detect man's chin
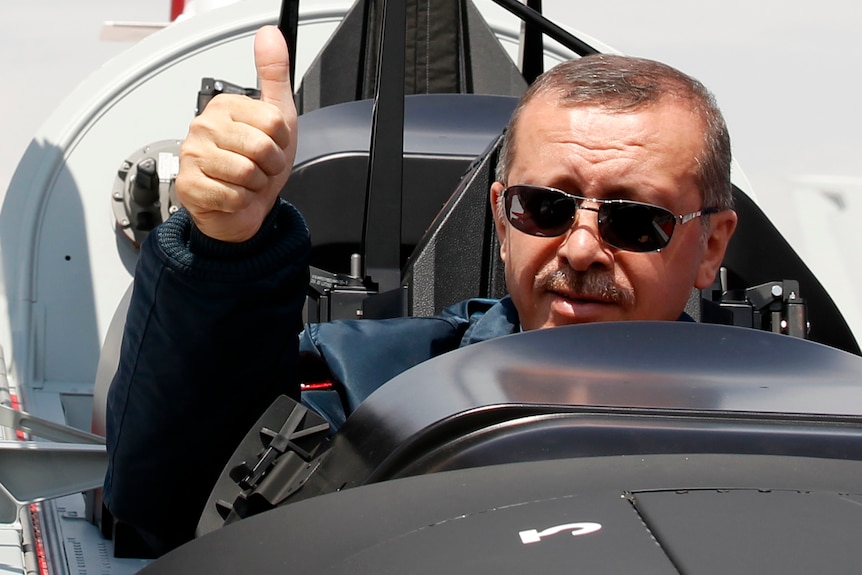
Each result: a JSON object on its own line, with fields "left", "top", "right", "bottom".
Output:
{"left": 527, "top": 296, "right": 625, "bottom": 329}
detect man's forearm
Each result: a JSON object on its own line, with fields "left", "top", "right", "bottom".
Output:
{"left": 103, "top": 198, "right": 310, "bottom": 553}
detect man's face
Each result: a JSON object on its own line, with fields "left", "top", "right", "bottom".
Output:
{"left": 491, "top": 96, "right": 737, "bottom": 331}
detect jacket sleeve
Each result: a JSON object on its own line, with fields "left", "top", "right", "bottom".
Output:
{"left": 103, "top": 199, "right": 310, "bottom": 555}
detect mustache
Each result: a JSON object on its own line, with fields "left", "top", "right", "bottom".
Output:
{"left": 537, "top": 267, "right": 635, "bottom": 307}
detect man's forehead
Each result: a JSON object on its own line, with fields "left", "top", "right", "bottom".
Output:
{"left": 508, "top": 97, "right": 707, "bottom": 202}
{"left": 514, "top": 95, "right": 707, "bottom": 158}
{"left": 521, "top": 91, "right": 699, "bottom": 122}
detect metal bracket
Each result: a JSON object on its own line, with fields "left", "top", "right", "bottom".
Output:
{"left": 0, "top": 442, "right": 107, "bottom": 523}
{"left": 0, "top": 404, "right": 107, "bottom": 522}
{"left": 0, "top": 404, "right": 105, "bottom": 445}
{"left": 197, "top": 395, "right": 330, "bottom": 536}
{"left": 720, "top": 279, "right": 809, "bottom": 338}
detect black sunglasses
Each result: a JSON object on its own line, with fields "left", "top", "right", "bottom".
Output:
{"left": 503, "top": 184, "right": 719, "bottom": 253}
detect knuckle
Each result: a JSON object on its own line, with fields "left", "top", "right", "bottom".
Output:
{"left": 257, "top": 103, "right": 284, "bottom": 132}
{"left": 234, "top": 157, "right": 261, "bottom": 186}
{"left": 246, "top": 138, "right": 285, "bottom": 177}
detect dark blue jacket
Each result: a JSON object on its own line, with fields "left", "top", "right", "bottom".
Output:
{"left": 103, "top": 200, "right": 519, "bottom": 553}
{"left": 299, "top": 295, "right": 520, "bottom": 429}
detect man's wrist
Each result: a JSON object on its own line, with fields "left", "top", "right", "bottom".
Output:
{"left": 188, "top": 203, "right": 283, "bottom": 260}
{"left": 153, "top": 198, "right": 310, "bottom": 281}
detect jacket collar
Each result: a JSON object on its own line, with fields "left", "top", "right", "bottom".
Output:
{"left": 460, "top": 296, "right": 521, "bottom": 347}
{"left": 459, "top": 296, "right": 695, "bottom": 348}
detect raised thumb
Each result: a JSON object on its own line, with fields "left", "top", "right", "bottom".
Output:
{"left": 254, "top": 25, "right": 294, "bottom": 111}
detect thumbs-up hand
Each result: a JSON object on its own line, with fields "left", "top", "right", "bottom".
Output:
{"left": 176, "top": 26, "right": 298, "bottom": 243}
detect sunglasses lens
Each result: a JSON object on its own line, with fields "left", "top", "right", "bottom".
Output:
{"left": 505, "top": 185, "right": 680, "bottom": 252}
{"left": 600, "top": 203, "right": 676, "bottom": 252}
{"left": 506, "top": 186, "right": 575, "bottom": 237}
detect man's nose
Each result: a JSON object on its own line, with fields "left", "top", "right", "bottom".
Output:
{"left": 555, "top": 207, "right": 614, "bottom": 271}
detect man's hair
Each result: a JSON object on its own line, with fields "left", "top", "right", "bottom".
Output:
{"left": 495, "top": 54, "right": 733, "bottom": 213}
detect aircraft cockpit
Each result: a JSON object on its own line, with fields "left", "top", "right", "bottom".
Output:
{"left": 2, "top": 0, "right": 862, "bottom": 573}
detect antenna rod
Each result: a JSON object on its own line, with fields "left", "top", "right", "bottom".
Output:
{"left": 492, "top": 0, "right": 599, "bottom": 57}
{"left": 360, "top": 0, "right": 406, "bottom": 292}
{"left": 277, "top": 0, "right": 300, "bottom": 91}
{"left": 519, "top": 0, "right": 544, "bottom": 83}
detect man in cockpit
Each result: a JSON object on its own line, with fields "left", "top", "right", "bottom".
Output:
{"left": 104, "top": 26, "right": 736, "bottom": 554}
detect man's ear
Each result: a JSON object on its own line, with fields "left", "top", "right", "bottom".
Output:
{"left": 490, "top": 181, "right": 509, "bottom": 263}
{"left": 694, "top": 209, "right": 738, "bottom": 289}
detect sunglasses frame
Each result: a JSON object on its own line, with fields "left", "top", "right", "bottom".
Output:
{"left": 502, "top": 184, "right": 719, "bottom": 252}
